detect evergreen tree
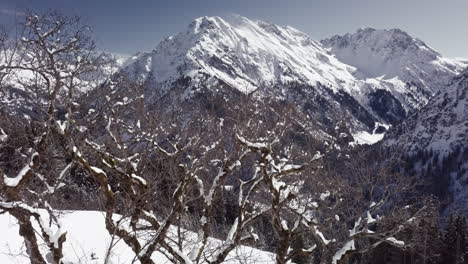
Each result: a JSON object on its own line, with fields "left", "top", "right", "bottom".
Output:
{"left": 441, "top": 215, "right": 468, "bottom": 264}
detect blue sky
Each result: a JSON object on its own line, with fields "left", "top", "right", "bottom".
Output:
{"left": 0, "top": 0, "right": 467, "bottom": 58}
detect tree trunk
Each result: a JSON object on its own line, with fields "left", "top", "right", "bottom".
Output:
{"left": 11, "top": 210, "right": 47, "bottom": 264}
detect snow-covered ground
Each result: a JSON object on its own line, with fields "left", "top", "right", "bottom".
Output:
{"left": 0, "top": 211, "right": 275, "bottom": 264}
{"left": 351, "top": 123, "right": 390, "bottom": 145}
{"left": 352, "top": 131, "right": 385, "bottom": 145}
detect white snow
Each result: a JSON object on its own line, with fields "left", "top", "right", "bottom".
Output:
{"left": 3, "top": 165, "right": 30, "bottom": 187}
{"left": 3, "top": 153, "right": 38, "bottom": 187}
{"left": 384, "top": 68, "right": 468, "bottom": 210}
{"left": 303, "top": 245, "right": 317, "bottom": 253}
{"left": 0, "top": 210, "right": 276, "bottom": 264}
{"left": 226, "top": 218, "right": 239, "bottom": 242}
{"left": 272, "top": 177, "right": 286, "bottom": 192}
{"left": 121, "top": 16, "right": 467, "bottom": 133}
{"left": 122, "top": 15, "right": 359, "bottom": 95}
{"left": 366, "top": 211, "right": 376, "bottom": 224}
{"left": 90, "top": 166, "right": 106, "bottom": 175}
{"left": 320, "top": 190, "right": 330, "bottom": 200}
{"left": 236, "top": 135, "right": 268, "bottom": 149}
{"left": 352, "top": 130, "right": 385, "bottom": 145}
{"left": 223, "top": 185, "right": 234, "bottom": 191}
{"left": 0, "top": 128, "right": 7, "bottom": 142}
{"left": 131, "top": 174, "right": 147, "bottom": 186}
{"left": 323, "top": 27, "right": 466, "bottom": 94}
{"left": 350, "top": 217, "right": 362, "bottom": 236}
{"left": 313, "top": 225, "right": 332, "bottom": 245}
{"left": 386, "top": 237, "right": 405, "bottom": 246}
{"left": 332, "top": 240, "right": 355, "bottom": 264}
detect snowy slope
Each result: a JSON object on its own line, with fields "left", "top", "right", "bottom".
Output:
{"left": 121, "top": 15, "right": 467, "bottom": 133}
{"left": 322, "top": 28, "right": 465, "bottom": 85}
{"left": 385, "top": 68, "right": 468, "bottom": 211}
{"left": 322, "top": 28, "right": 467, "bottom": 111}
{"left": 388, "top": 69, "right": 468, "bottom": 154}
{"left": 0, "top": 210, "right": 275, "bottom": 264}
{"left": 122, "top": 15, "right": 358, "bottom": 95}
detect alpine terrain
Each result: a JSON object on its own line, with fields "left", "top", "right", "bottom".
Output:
{"left": 1, "top": 10, "right": 467, "bottom": 264}
{"left": 385, "top": 68, "right": 468, "bottom": 212}
{"left": 121, "top": 15, "right": 466, "bottom": 137}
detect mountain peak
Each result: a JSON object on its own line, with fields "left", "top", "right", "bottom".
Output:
{"left": 322, "top": 27, "right": 439, "bottom": 60}
{"left": 187, "top": 15, "right": 309, "bottom": 43}
{"left": 189, "top": 16, "right": 226, "bottom": 33}
{"left": 321, "top": 27, "right": 465, "bottom": 87}
{"left": 356, "top": 27, "right": 410, "bottom": 36}
{"left": 123, "top": 15, "right": 356, "bottom": 95}
{"left": 120, "top": 16, "right": 466, "bottom": 132}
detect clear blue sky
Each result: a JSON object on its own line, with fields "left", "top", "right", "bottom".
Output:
{"left": 0, "top": 0, "right": 467, "bottom": 58}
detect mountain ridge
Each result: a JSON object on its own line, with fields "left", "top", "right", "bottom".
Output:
{"left": 120, "top": 15, "right": 467, "bottom": 134}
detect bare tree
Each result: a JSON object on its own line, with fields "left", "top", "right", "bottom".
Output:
{"left": 225, "top": 101, "right": 432, "bottom": 264}
{"left": 1, "top": 10, "right": 434, "bottom": 264}
{"left": 0, "top": 10, "right": 109, "bottom": 264}
{"left": 64, "top": 81, "right": 271, "bottom": 263}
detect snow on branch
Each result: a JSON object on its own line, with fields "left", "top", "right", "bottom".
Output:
{"left": 3, "top": 152, "right": 38, "bottom": 187}
{"left": 236, "top": 134, "right": 269, "bottom": 151}
{"left": 0, "top": 127, "right": 7, "bottom": 142}
{"left": 332, "top": 240, "right": 355, "bottom": 264}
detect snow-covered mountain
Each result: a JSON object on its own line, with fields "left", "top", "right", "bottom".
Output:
{"left": 322, "top": 28, "right": 466, "bottom": 91}
{"left": 121, "top": 15, "right": 467, "bottom": 133}
{"left": 322, "top": 28, "right": 466, "bottom": 111}
{"left": 123, "top": 15, "right": 357, "bottom": 95}
{"left": 385, "top": 68, "right": 468, "bottom": 211}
